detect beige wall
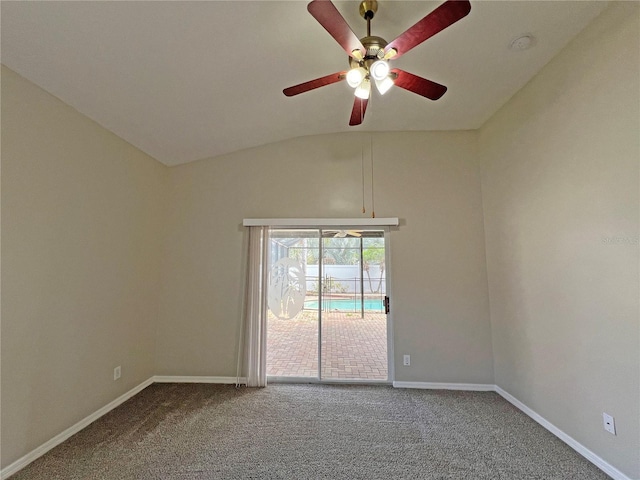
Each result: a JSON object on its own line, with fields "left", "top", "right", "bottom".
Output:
{"left": 1, "top": 66, "right": 167, "bottom": 468}
{"left": 478, "top": 3, "right": 639, "bottom": 478}
{"left": 4, "top": 2, "right": 638, "bottom": 477}
{"left": 156, "top": 131, "right": 495, "bottom": 385}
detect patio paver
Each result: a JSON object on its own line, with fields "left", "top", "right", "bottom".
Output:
{"left": 267, "top": 310, "right": 388, "bottom": 380}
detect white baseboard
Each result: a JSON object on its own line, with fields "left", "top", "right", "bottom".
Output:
{"left": 153, "top": 375, "right": 245, "bottom": 384}
{"left": 393, "top": 381, "right": 495, "bottom": 391}
{"left": 495, "top": 386, "right": 635, "bottom": 480}
{"left": 0, "top": 377, "right": 154, "bottom": 480}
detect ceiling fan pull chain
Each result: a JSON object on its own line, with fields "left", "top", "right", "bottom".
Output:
{"left": 362, "top": 141, "right": 366, "bottom": 214}
{"left": 370, "top": 135, "right": 375, "bottom": 218}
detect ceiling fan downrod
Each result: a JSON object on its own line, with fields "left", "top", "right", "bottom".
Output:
{"left": 359, "top": 0, "right": 378, "bottom": 37}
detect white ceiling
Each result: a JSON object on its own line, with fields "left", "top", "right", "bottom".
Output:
{"left": 1, "top": 1, "right": 608, "bottom": 166}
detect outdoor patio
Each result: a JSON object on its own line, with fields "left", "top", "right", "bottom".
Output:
{"left": 267, "top": 310, "right": 388, "bottom": 381}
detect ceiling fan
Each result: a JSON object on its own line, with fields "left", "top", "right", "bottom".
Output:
{"left": 324, "top": 229, "right": 362, "bottom": 238}
{"left": 283, "top": 0, "right": 471, "bottom": 126}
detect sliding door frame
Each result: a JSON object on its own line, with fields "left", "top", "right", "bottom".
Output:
{"left": 263, "top": 224, "right": 394, "bottom": 385}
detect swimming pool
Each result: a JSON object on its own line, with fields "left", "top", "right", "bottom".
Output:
{"left": 304, "top": 298, "right": 384, "bottom": 311}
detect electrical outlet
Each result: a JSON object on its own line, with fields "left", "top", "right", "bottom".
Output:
{"left": 113, "top": 366, "right": 121, "bottom": 381}
{"left": 403, "top": 354, "right": 411, "bottom": 366}
{"left": 603, "top": 413, "right": 616, "bottom": 435}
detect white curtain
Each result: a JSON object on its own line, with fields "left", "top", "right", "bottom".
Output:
{"left": 236, "top": 226, "right": 269, "bottom": 387}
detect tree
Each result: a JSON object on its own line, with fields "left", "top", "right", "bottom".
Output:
{"left": 362, "top": 239, "right": 385, "bottom": 293}
{"left": 322, "top": 237, "right": 360, "bottom": 265}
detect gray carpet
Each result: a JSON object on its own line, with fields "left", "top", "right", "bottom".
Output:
{"left": 10, "top": 383, "right": 610, "bottom": 479}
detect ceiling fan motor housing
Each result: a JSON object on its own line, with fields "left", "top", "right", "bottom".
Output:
{"left": 349, "top": 36, "right": 388, "bottom": 70}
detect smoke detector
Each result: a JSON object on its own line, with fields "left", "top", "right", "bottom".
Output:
{"left": 509, "top": 34, "right": 535, "bottom": 51}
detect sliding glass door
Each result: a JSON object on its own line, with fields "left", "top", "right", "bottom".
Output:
{"left": 266, "top": 229, "right": 319, "bottom": 379}
{"left": 320, "top": 231, "right": 387, "bottom": 381}
{"left": 266, "top": 228, "right": 389, "bottom": 382}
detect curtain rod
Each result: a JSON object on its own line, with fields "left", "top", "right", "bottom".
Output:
{"left": 242, "top": 218, "right": 399, "bottom": 227}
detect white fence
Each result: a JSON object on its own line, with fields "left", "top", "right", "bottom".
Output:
{"left": 305, "top": 265, "right": 385, "bottom": 294}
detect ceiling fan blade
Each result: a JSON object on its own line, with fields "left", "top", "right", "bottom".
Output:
{"left": 324, "top": 229, "right": 361, "bottom": 237}
{"left": 391, "top": 69, "right": 447, "bottom": 100}
{"left": 349, "top": 97, "right": 368, "bottom": 126}
{"left": 283, "top": 71, "right": 346, "bottom": 97}
{"left": 308, "top": 0, "right": 366, "bottom": 59}
{"left": 384, "top": 0, "right": 471, "bottom": 60}
{"left": 331, "top": 230, "right": 361, "bottom": 237}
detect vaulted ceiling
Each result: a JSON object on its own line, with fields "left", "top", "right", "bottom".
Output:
{"left": 1, "top": 1, "right": 608, "bottom": 166}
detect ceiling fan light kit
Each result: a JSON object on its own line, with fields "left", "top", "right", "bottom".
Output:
{"left": 375, "top": 76, "right": 394, "bottom": 95}
{"left": 283, "top": 0, "right": 472, "bottom": 125}
{"left": 355, "top": 78, "right": 372, "bottom": 99}
{"left": 370, "top": 60, "right": 390, "bottom": 82}
{"left": 347, "top": 67, "right": 367, "bottom": 88}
